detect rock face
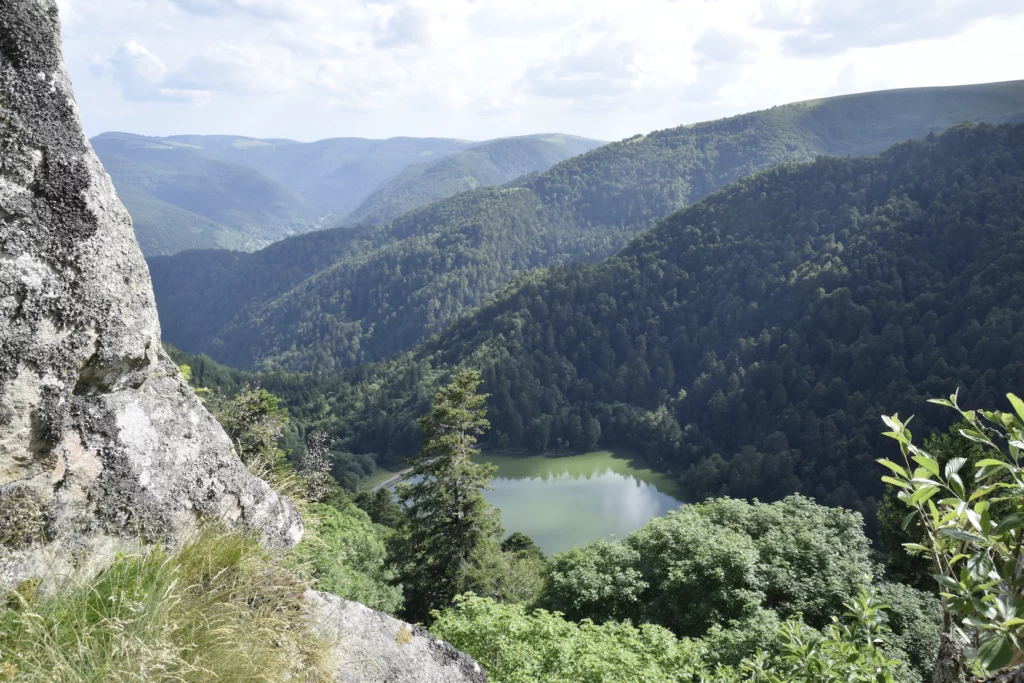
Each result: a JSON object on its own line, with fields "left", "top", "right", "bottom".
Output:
{"left": 0, "top": 0, "right": 301, "bottom": 583}
{"left": 305, "top": 590, "right": 488, "bottom": 683}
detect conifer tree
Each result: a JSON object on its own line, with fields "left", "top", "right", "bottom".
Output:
{"left": 393, "top": 369, "right": 502, "bottom": 623}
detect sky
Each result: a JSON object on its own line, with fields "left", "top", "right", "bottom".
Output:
{"left": 59, "top": 0, "right": 1024, "bottom": 143}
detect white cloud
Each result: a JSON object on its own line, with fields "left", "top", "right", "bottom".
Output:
{"left": 167, "top": 0, "right": 317, "bottom": 20}
{"left": 760, "top": 0, "right": 1024, "bottom": 56}
{"left": 693, "top": 28, "right": 757, "bottom": 67}
{"left": 525, "top": 34, "right": 649, "bottom": 100}
{"left": 97, "top": 40, "right": 298, "bottom": 102}
{"left": 373, "top": 1, "right": 434, "bottom": 48}
{"left": 167, "top": 47, "right": 300, "bottom": 95}
{"left": 94, "top": 40, "right": 202, "bottom": 102}
{"left": 59, "top": 0, "right": 1024, "bottom": 142}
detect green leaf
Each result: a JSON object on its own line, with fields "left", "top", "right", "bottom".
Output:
{"left": 910, "top": 485, "right": 940, "bottom": 506}
{"left": 881, "top": 415, "right": 902, "bottom": 432}
{"left": 877, "top": 459, "right": 909, "bottom": 479}
{"left": 983, "top": 411, "right": 1004, "bottom": 426}
{"left": 939, "top": 528, "right": 985, "bottom": 543}
{"left": 994, "top": 513, "right": 1024, "bottom": 535}
{"left": 977, "top": 633, "right": 1015, "bottom": 672}
{"left": 967, "top": 508, "right": 982, "bottom": 532}
{"left": 928, "top": 398, "right": 954, "bottom": 408}
{"left": 912, "top": 455, "right": 940, "bottom": 478}
{"left": 881, "top": 430, "right": 908, "bottom": 445}
{"left": 945, "top": 457, "right": 967, "bottom": 478}
{"left": 900, "top": 510, "right": 918, "bottom": 531}
{"left": 903, "top": 543, "right": 931, "bottom": 554}
{"left": 949, "top": 473, "right": 965, "bottom": 500}
{"left": 960, "top": 429, "right": 992, "bottom": 446}
{"left": 881, "top": 476, "right": 911, "bottom": 490}
{"left": 933, "top": 574, "right": 962, "bottom": 592}
{"left": 977, "top": 459, "right": 1008, "bottom": 468}
{"left": 1008, "top": 394, "right": 1024, "bottom": 424}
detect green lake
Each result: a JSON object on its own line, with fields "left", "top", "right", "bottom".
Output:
{"left": 476, "top": 450, "right": 684, "bottom": 555}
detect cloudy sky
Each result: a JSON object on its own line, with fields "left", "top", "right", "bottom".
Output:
{"left": 59, "top": 0, "right": 1024, "bottom": 143}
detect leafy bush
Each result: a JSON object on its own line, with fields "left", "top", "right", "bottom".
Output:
{"left": 880, "top": 391, "right": 1024, "bottom": 677}
{"left": 292, "top": 500, "right": 403, "bottom": 614}
{"left": 742, "top": 587, "right": 904, "bottom": 683}
{"left": 430, "top": 594, "right": 709, "bottom": 683}
{"left": 542, "top": 495, "right": 873, "bottom": 637}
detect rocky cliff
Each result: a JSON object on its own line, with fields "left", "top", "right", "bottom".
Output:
{"left": 0, "top": 5, "right": 487, "bottom": 681}
{"left": 0, "top": 0, "right": 301, "bottom": 584}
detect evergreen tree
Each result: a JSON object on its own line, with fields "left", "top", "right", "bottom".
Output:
{"left": 392, "top": 370, "right": 503, "bottom": 623}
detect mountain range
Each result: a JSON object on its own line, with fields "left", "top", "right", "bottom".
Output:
{"left": 175, "top": 121, "right": 1024, "bottom": 532}
{"left": 93, "top": 132, "right": 603, "bottom": 256}
{"left": 149, "top": 80, "right": 1024, "bottom": 375}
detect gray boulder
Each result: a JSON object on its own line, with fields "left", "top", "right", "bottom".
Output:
{"left": 305, "top": 590, "right": 488, "bottom": 683}
{"left": 0, "top": 0, "right": 301, "bottom": 585}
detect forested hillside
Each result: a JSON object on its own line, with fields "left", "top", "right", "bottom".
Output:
{"left": 92, "top": 133, "right": 311, "bottom": 255}
{"left": 421, "top": 122, "right": 1024, "bottom": 523}
{"left": 94, "top": 133, "right": 480, "bottom": 255}
{"left": 163, "top": 134, "right": 479, "bottom": 216}
{"left": 150, "top": 80, "right": 1024, "bottom": 372}
{"left": 99, "top": 132, "right": 599, "bottom": 256}
{"left": 176, "top": 124, "right": 1024, "bottom": 528}
{"left": 345, "top": 134, "right": 604, "bottom": 227}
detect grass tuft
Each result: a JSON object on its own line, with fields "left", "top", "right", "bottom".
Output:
{"left": 0, "top": 526, "right": 333, "bottom": 682}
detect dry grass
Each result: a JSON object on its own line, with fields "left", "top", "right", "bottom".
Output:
{"left": 0, "top": 527, "right": 333, "bottom": 682}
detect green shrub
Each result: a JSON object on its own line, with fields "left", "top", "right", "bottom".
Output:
{"left": 541, "top": 495, "right": 874, "bottom": 638}
{"left": 431, "top": 594, "right": 709, "bottom": 683}
{"left": 291, "top": 500, "right": 403, "bottom": 614}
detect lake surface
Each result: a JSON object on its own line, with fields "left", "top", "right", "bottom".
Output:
{"left": 477, "top": 450, "right": 684, "bottom": 555}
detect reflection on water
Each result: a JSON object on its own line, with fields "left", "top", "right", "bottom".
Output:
{"left": 477, "top": 450, "right": 683, "bottom": 555}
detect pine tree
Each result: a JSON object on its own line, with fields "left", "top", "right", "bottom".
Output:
{"left": 393, "top": 369, "right": 502, "bottom": 623}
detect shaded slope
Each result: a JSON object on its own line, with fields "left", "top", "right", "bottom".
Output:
{"left": 168, "top": 124, "right": 1024, "bottom": 528}
{"left": 152, "top": 80, "right": 1024, "bottom": 372}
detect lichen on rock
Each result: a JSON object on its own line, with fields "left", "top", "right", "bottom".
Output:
{"left": 0, "top": 0, "right": 301, "bottom": 585}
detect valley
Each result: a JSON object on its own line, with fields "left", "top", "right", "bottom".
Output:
{"left": 94, "top": 131, "right": 603, "bottom": 256}
{"left": 170, "top": 115, "right": 1024, "bottom": 536}
{"left": 5, "top": 3, "right": 1023, "bottom": 676}
{"left": 149, "top": 80, "right": 1024, "bottom": 375}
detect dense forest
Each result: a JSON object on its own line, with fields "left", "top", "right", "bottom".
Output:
{"left": 175, "top": 123, "right": 1024, "bottom": 532}
{"left": 422, "top": 123, "right": 1024, "bottom": 526}
{"left": 150, "top": 80, "right": 1024, "bottom": 373}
